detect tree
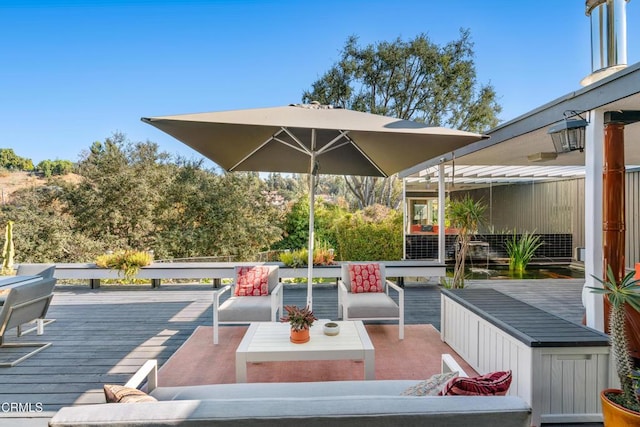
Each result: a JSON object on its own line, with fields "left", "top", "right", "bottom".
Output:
{"left": 153, "top": 161, "right": 282, "bottom": 260}
{"left": 447, "top": 195, "right": 487, "bottom": 288}
{"left": 36, "top": 159, "right": 74, "bottom": 177}
{"left": 303, "top": 31, "right": 500, "bottom": 208}
{"left": 0, "top": 186, "right": 105, "bottom": 262}
{"left": 0, "top": 148, "right": 34, "bottom": 171}
{"left": 67, "top": 133, "right": 173, "bottom": 251}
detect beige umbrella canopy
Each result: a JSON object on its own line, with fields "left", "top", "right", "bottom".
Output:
{"left": 142, "top": 103, "right": 488, "bottom": 308}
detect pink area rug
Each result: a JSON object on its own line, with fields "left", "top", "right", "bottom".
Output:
{"left": 158, "top": 324, "right": 477, "bottom": 386}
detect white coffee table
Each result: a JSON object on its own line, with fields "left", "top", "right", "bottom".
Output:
{"left": 235, "top": 320, "right": 375, "bottom": 383}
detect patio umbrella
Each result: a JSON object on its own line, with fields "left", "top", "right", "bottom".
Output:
{"left": 141, "top": 103, "right": 488, "bottom": 309}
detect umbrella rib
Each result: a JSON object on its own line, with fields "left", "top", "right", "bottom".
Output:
{"left": 315, "top": 131, "right": 350, "bottom": 155}
{"left": 319, "top": 140, "right": 351, "bottom": 154}
{"left": 281, "top": 127, "right": 312, "bottom": 155}
{"left": 273, "top": 136, "right": 311, "bottom": 156}
{"left": 229, "top": 128, "right": 311, "bottom": 171}
{"left": 229, "top": 133, "right": 281, "bottom": 171}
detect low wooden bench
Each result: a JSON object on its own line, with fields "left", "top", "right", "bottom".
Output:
{"left": 441, "top": 288, "right": 610, "bottom": 427}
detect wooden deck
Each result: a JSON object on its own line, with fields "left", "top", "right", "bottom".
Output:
{"left": 0, "top": 279, "right": 591, "bottom": 426}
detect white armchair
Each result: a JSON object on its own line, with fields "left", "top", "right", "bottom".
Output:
{"left": 212, "top": 265, "right": 283, "bottom": 344}
{"left": 338, "top": 263, "right": 404, "bottom": 339}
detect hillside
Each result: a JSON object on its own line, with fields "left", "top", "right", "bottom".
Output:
{"left": 0, "top": 171, "right": 81, "bottom": 203}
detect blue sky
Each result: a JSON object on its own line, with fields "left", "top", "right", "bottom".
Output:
{"left": 2, "top": 0, "right": 639, "bottom": 167}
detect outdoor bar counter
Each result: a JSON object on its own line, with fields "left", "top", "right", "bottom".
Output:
{"left": 440, "top": 288, "right": 610, "bottom": 427}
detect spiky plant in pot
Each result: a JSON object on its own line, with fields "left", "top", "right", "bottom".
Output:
{"left": 281, "top": 305, "right": 316, "bottom": 331}
{"left": 590, "top": 266, "right": 640, "bottom": 411}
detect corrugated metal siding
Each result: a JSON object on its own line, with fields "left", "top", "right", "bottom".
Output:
{"left": 456, "top": 172, "right": 640, "bottom": 269}
{"left": 627, "top": 170, "right": 640, "bottom": 270}
{"left": 461, "top": 179, "right": 583, "bottom": 247}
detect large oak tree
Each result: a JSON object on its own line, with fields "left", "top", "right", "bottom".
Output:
{"left": 303, "top": 30, "right": 501, "bottom": 208}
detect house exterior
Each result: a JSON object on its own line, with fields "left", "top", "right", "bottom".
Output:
{"left": 401, "top": 57, "right": 640, "bottom": 332}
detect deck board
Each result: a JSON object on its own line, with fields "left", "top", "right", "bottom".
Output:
{"left": 0, "top": 279, "right": 589, "bottom": 425}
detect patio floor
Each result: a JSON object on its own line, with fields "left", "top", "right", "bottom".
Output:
{"left": 0, "top": 278, "right": 595, "bottom": 426}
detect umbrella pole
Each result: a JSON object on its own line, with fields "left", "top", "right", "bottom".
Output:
{"left": 307, "top": 130, "right": 317, "bottom": 311}
{"left": 307, "top": 171, "right": 315, "bottom": 309}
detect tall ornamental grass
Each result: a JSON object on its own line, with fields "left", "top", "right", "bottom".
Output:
{"left": 505, "top": 230, "right": 543, "bottom": 274}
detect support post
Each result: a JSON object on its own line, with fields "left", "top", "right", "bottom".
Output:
{"left": 438, "top": 163, "right": 446, "bottom": 263}
{"left": 583, "top": 110, "right": 604, "bottom": 331}
{"left": 602, "top": 122, "right": 626, "bottom": 281}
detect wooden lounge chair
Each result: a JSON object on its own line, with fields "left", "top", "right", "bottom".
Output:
{"left": 212, "top": 265, "right": 283, "bottom": 344}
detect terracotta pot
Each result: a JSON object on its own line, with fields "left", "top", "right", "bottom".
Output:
{"left": 290, "top": 328, "right": 310, "bottom": 344}
{"left": 600, "top": 388, "right": 640, "bottom": 426}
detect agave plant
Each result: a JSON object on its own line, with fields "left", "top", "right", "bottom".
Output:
{"left": 589, "top": 266, "right": 640, "bottom": 410}
{"left": 505, "top": 230, "right": 543, "bottom": 274}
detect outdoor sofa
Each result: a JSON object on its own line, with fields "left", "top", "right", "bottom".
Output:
{"left": 49, "top": 357, "right": 532, "bottom": 427}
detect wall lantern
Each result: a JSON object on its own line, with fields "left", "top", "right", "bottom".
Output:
{"left": 548, "top": 111, "right": 589, "bottom": 153}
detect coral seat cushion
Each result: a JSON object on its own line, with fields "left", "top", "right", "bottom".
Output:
{"left": 348, "top": 263, "right": 383, "bottom": 293}
{"left": 234, "top": 266, "right": 270, "bottom": 296}
{"left": 440, "top": 370, "right": 512, "bottom": 396}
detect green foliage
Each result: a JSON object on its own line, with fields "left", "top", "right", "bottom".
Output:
{"left": 154, "top": 163, "right": 282, "bottom": 261}
{"left": 278, "top": 241, "right": 336, "bottom": 268}
{"left": 334, "top": 204, "right": 402, "bottom": 261}
{"left": 505, "top": 230, "right": 543, "bottom": 274}
{"left": 447, "top": 196, "right": 487, "bottom": 288}
{"left": 589, "top": 267, "right": 640, "bottom": 410}
{"left": 304, "top": 31, "right": 500, "bottom": 131}
{"left": 273, "top": 196, "right": 347, "bottom": 253}
{"left": 0, "top": 148, "right": 34, "bottom": 171}
{"left": 303, "top": 31, "right": 501, "bottom": 209}
{"left": 95, "top": 250, "right": 153, "bottom": 280}
{"left": 67, "top": 133, "right": 171, "bottom": 250}
{"left": 274, "top": 197, "right": 310, "bottom": 251}
{"left": 0, "top": 184, "right": 109, "bottom": 263}
{"left": 0, "top": 135, "right": 286, "bottom": 264}
{"left": 279, "top": 249, "right": 307, "bottom": 268}
{"left": 263, "top": 173, "right": 305, "bottom": 202}
{"left": 1, "top": 221, "right": 15, "bottom": 274}
{"left": 280, "top": 305, "right": 316, "bottom": 331}
{"left": 36, "top": 159, "right": 74, "bottom": 177}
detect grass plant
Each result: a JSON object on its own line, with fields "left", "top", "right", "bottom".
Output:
{"left": 95, "top": 250, "right": 153, "bottom": 281}
{"left": 505, "top": 230, "right": 543, "bottom": 274}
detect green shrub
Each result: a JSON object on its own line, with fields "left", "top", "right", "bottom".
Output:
{"left": 273, "top": 197, "right": 346, "bottom": 253}
{"left": 334, "top": 205, "right": 402, "bottom": 261}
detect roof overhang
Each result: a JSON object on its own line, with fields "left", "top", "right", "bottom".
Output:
{"left": 401, "top": 61, "right": 640, "bottom": 184}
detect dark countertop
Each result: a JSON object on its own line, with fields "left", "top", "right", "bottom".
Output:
{"left": 441, "top": 288, "right": 610, "bottom": 348}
